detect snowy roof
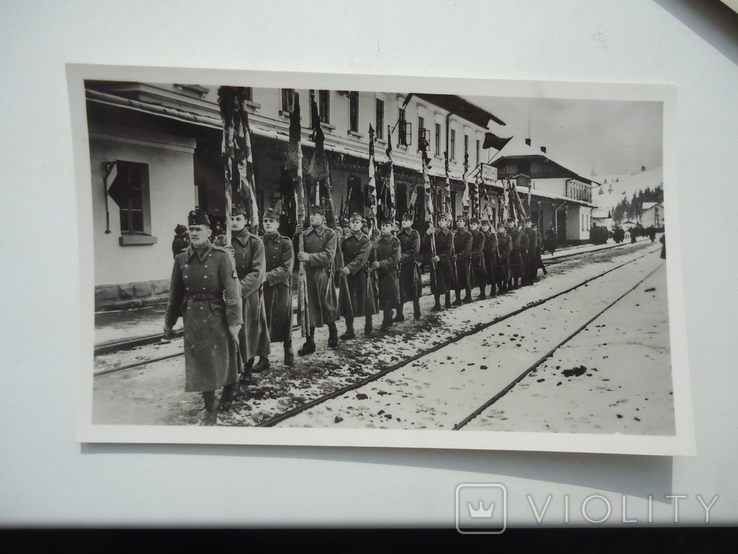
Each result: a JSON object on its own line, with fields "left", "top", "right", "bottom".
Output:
{"left": 641, "top": 202, "right": 662, "bottom": 212}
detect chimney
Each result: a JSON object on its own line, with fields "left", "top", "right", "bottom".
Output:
{"left": 525, "top": 138, "right": 531, "bottom": 146}
{"left": 540, "top": 146, "right": 547, "bottom": 154}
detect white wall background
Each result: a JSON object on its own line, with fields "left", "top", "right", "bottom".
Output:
{"left": 1, "top": 0, "right": 737, "bottom": 527}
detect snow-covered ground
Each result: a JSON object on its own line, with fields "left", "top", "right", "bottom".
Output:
{"left": 277, "top": 251, "right": 670, "bottom": 433}
{"left": 91, "top": 240, "right": 665, "bottom": 427}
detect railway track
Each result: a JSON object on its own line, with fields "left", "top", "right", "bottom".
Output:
{"left": 258, "top": 245, "right": 660, "bottom": 427}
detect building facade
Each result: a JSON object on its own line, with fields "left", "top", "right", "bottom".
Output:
{"left": 86, "top": 82, "right": 595, "bottom": 309}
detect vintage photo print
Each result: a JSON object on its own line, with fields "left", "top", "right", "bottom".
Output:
{"left": 69, "top": 65, "right": 694, "bottom": 455}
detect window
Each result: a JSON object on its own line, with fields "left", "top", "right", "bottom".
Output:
{"left": 281, "top": 89, "right": 295, "bottom": 113}
{"left": 106, "top": 161, "right": 153, "bottom": 242}
{"left": 417, "top": 116, "right": 425, "bottom": 151}
{"left": 398, "top": 108, "right": 407, "bottom": 146}
{"left": 450, "top": 129, "right": 456, "bottom": 161}
{"left": 435, "top": 123, "right": 441, "bottom": 155}
{"left": 244, "top": 87, "right": 253, "bottom": 102}
{"left": 319, "top": 90, "right": 330, "bottom": 124}
{"left": 349, "top": 91, "right": 359, "bottom": 132}
{"left": 464, "top": 135, "right": 469, "bottom": 166}
{"left": 375, "top": 99, "right": 384, "bottom": 139}
{"left": 476, "top": 139, "right": 480, "bottom": 166}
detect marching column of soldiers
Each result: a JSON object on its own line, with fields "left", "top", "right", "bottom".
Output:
{"left": 166, "top": 203, "right": 549, "bottom": 426}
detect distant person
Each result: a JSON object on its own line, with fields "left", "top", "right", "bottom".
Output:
{"left": 172, "top": 224, "right": 189, "bottom": 258}
{"left": 660, "top": 234, "right": 666, "bottom": 259}
{"left": 649, "top": 226, "right": 657, "bottom": 242}
{"left": 544, "top": 226, "right": 557, "bottom": 256}
{"left": 630, "top": 227, "right": 638, "bottom": 243}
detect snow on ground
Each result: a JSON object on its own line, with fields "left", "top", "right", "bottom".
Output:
{"left": 91, "top": 240, "right": 661, "bottom": 426}
{"left": 466, "top": 263, "right": 673, "bottom": 435}
{"left": 277, "top": 250, "right": 666, "bottom": 430}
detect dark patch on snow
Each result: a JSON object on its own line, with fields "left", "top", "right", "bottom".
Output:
{"left": 616, "top": 414, "right": 623, "bottom": 418}
{"left": 356, "top": 393, "right": 368, "bottom": 400}
{"left": 644, "top": 287, "right": 655, "bottom": 292}
{"left": 377, "top": 391, "right": 389, "bottom": 396}
{"left": 480, "top": 365, "right": 488, "bottom": 370}
{"left": 562, "top": 366, "right": 587, "bottom": 377}
{"left": 334, "top": 416, "right": 343, "bottom": 424}
{"left": 536, "top": 379, "right": 545, "bottom": 383}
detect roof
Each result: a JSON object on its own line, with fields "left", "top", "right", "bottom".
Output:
{"left": 642, "top": 202, "right": 662, "bottom": 211}
{"left": 415, "top": 94, "right": 506, "bottom": 128}
{"left": 490, "top": 139, "right": 602, "bottom": 187}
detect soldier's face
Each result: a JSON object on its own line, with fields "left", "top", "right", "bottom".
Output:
{"left": 456, "top": 219, "right": 465, "bottom": 229}
{"left": 263, "top": 218, "right": 279, "bottom": 234}
{"left": 470, "top": 222, "right": 479, "bottom": 231}
{"left": 381, "top": 223, "right": 392, "bottom": 235}
{"left": 481, "top": 224, "right": 489, "bottom": 232}
{"left": 401, "top": 219, "right": 412, "bottom": 229}
{"left": 231, "top": 214, "right": 247, "bottom": 232}
{"left": 438, "top": 218, "right": 448, "bottom": 229}
{"left": 309, "top": 213, "right": 324, "bottom": 226}
{"left": 188, "top": 225, "right": 211, "bottom": 247}
{"left": 349, "top": 219, "right": 363, "bottom": 232}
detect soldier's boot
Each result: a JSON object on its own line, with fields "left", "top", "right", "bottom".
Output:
{"left": 431, "top": 295, "right": 442, "bottom": 312}
{"left": 200, "top": 391, "right": 218, "bottom": 426}
{"left": 463, "top": 286, "right": 472, "bottom": 303}
{"left": 380, "top": 310, "right": 393, "bottom": 332}
{"left": 252, "top": 356, "right": 270, "bottom": 373}
{"left": 413, "top": 300, "right": 422, "bottom": 320}
{"left": 284, "top": 341, "right": 295, "bottom": 366}
{"left": 445, "top": 293, "right": 452, "bottom": 309}
{"left": 239, "top": 359, "right": 254, "bottom": 386}
{"left": 452, "top": 289, "right": 463, "bottom": 306}
{"left": 364, "top": 314, "right": 373, "bottom": 336}
{"left": 219, "top": 383, "right": 238, "bottom": 412}
{"left": 340, "top": 318, "right": 356, "bottom": 340}
{"left": 479, "top": 286, "right": 487, "bottom": 301}
{"left": 394, "top": 306, "right": 405, "bottom": 323}
{"left": 298, "top": 328, "right": 316, "bottom": 356}
{"left": 327, "top": 323, "right": 339, "bottom": 348}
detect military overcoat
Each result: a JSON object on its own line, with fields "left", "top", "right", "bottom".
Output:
{"left": 423, "top": 228, "right": 454, "bottom": 296}
{"left": 397, "top": 227, "right": 422, "bottom": 302}
{"left": 469, "top": 228, "right": 486, "bottom": 288}
{"left": 302, "top": 224, "right": 339, "bottom": 327}
{"left": 339, "top": 230, "right": 376, "bottom": 319}
{"left": 232, "top": 228, "right": 271, "bottom": 360}
{"left": 165, "top": 243, "right": 242, "bottom": 392}
{"left": 453, "top": 228, "right": 473, "bottom": 289}
{"left": 375, "top": 234, "right": 401, "bottom": 310}
{"left": 262, "top": 231, "right": 294, "bottom": 343}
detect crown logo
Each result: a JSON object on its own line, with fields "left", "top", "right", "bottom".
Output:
{"left": 467, "top": 501, "right": 494, "bottom": 518}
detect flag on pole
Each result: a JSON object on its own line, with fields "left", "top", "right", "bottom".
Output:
{"left": 385, "top": 130, "right": 396, "bottom": 221}
{"left": 422, "top": 149, "right": 434, "bottom": 225}
{"left": 234, "top": 88, "right": 259, "bottom": 230}
{"left": 482, "top": 131, "right": 513, "bottom": 151}
{"left": 367, "top": 124, "right": 377, "bottom": 220}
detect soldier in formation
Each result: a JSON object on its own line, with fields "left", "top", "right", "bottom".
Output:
{"left": 339, "top": 213, "right": 376, "bottom": 339}
{"left": 396, "top": 213, "right": 422, "bottom": 321}
{"left": 469, "top": 218, "right": 487, "bottom": 300}
{"left": 452, "top": 214, "right": 473, "bottom": 305}
{"left": 424, "top": 212, "right": 455, "bottom": 312}
{"left": 164, "top": 209, "right": 242, "bottom": 425}
{"left": 297, "top": 205, "right": 339, "bottom": 355}
{"left": 373, "top": 218, "right": 401, "bottom": 331}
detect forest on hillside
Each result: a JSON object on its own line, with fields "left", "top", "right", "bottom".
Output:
{"left": 610, "top": 185, "right": 664, "bottom": 223}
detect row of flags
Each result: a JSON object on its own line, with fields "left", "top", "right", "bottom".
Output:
{"left": 218, "top": 86, "right": 520, "bottom": 230}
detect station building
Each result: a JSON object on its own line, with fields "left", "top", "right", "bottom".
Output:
{"left": 85, "top": 82, "right": 596, "bottom": 309}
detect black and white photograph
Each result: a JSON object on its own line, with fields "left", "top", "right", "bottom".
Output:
{"left": 71, "top": 66, "right": 692, "bottom": 455}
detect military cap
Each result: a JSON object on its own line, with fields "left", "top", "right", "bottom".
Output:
{"left": 437, "top": 212, "right": 449, "bottom": 221}
{"left": 349, "top": 212, "right": 364, "bottom": 222}
{"left": 188, "top": 208, "right": 210, "bottom": 227}
{"left": 310, "top": 205, "right": 325, "bottom": 216}
{"left": 401, "top": 212, "right": 413, "bottom": 221}
{"left": 340, "top": 217, "right": 350, "bottom": 227}
{"left": 470, "top": 217, "right": 479, "bottom": 224}
{"left": 232, "top": 204, "right": 248, "bottom": 217}
{"left": 263, "top": 208, "right": 280, "bottom": 221}
{"left": 379, "top": 217, "right": 393, "bottom": 226}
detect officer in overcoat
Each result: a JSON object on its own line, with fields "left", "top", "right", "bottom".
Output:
{"left": 164, "top": 209, "right": 242, "bottom": 426}
{"left": 469, "top": 218, "right": 487, "bottom": 300}
{"left": 297, "top": 205, "right": 339, "bottom": 355}
{"left": 231, "top": 205, "right": 271, "bottom": 377}
{"left": 373, "top": 218, "right": 401, "bottom": 331}
{"left": 261, "top": 208, "right": 294, "bottom": 366}
{"left": 481, "top": 220, "right": 498, "bottom": 297}
{"left": 396, "top": 213, "right": 422, "bottom": 321}
{"left": 339, "top": 213, "right": 375, "bottom": 339}
{"left": 453, "top": 215, "right": 473, "bottom": 305}
{"left": 523, "top": 219, "right": 538, "bottom": 285}
{"left": 507, "top": 220, "right": 524, "bottom": 289}
{"left": 423, "top": 212, "right": 454, "bottom": 311}
{"left": 496, "top": 223, "right": 512, "bottom": 293}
